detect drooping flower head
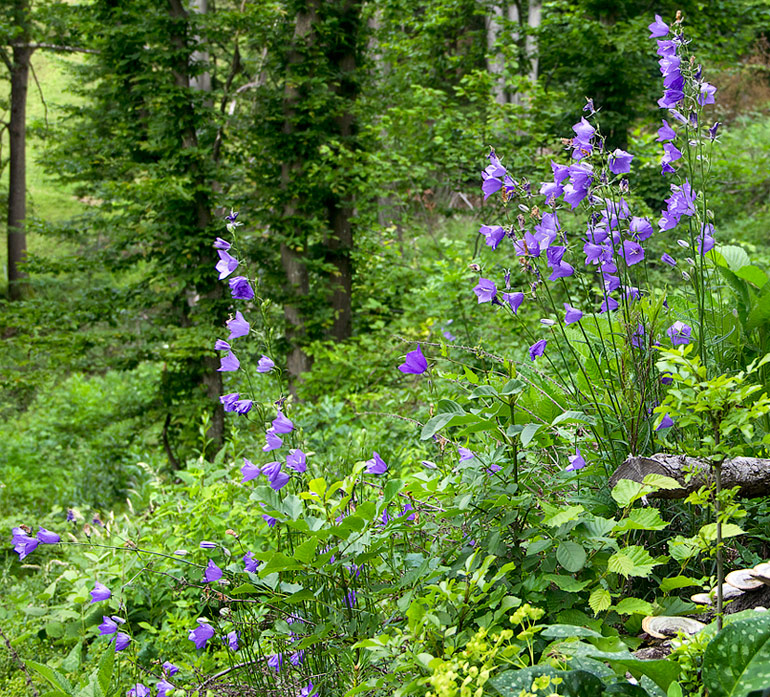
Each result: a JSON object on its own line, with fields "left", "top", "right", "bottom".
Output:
{"left": 272, "top": 410, "right": 294, "bottom": 434}
{"left": 563, "top": 303, "right": 583, "bottom": 325}
{"left": 528, "top": 339, "right": 547, "bottom": 361}
{"left": 399, "top": 345, "right": 428, "bottom": 374}
{"left": 189, "top": 619, "right": 215, "bottom": 649}
{"left": 286, "top": 449, "right": 307, "bottom": 473}
{"left": 262, "top": 429, "right": 283, "bottom": 452}
{"left": 226, "top": 311, "right": 250, "bottom": 340}
{"left": 666, "top": 321, "right": 692, "bottom": 346}
{"left": 36, "top": 527, "right": 60, "bottom": 545}
{"left": 608, "top": 149, "right": 634, "bottom": 175}
{"left": 216, "top": 249, "right": 239, "bottom": 280}
{"left": 473, "top": 278, "right": 497, "bottom": 304}
{"left": 114, "top": 632, "right": 131, "bottom": 652}
{"left": 243, "top": 551, "right": 260, "bottom": 573}
{"left": 566, "top": 448, "right": 586, "bottom": 472}
{"left": 90, "top": 582, "right": 111, "bottom": 603}
{"left": 127, "top": 684, "right": 150, "bottom": 697}
{"left": 203, "top": 559, "right": 223, "bottom": 583}
{"left": 257, "top": 355, "right": 275, "bottom": 373}
{"left": 648, "top": 14, "right": 669, "bottom": 38}
{"left": 656, "top": 413, "right": 675, "bottom": 431}
{"left": 218, "top": 352, "right": 240, "bottom": 372}
{"left": 365, "top": 452, "right": 388, "bottom": 475}
{"left": 228, "top": 276, "right": 254, "bottom": 300}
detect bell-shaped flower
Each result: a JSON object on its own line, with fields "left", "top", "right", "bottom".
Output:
{"left": 90, "top": 582, "right": 111, "bottom": 603}
{"left": 648, "top": 14, "right": 669, "bottom": 38}
{"left": 473, "top": 278, "right": 497, "bottom": 304}
{"left": 257, "top": 355, "right": 275, "bottom": 373}
{"left": 528, "top": 339, "right": 547, "bottom": 361}
{"left": 189, "top": 619, "right": 215, "bottom": 650}
{"left": 226, "top": 311, "right": 250, "bottom": 340}
{"left": 218, "top": 352, "right": 240, "bottom": 372}
{"left": 203, "top": 559, "right": 223, "bottom": 583}
{"left": 228, "top": 276, "right": 254, "bottom": 300}
{"left": 262, "top": 429, "right": 283, "bottom": 452}
{"left": 272, "top": 410, "right": 294, "bottom": 434}
{"left": 365, "top": 452, "right": 388, "bottom": 475}
{"left": 399, "top": 346, "right": 428, "bottom": 374}
{"left": 286, "top": 449, "right": 307, "bottom": 473}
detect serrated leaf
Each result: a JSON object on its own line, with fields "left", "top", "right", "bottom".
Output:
{"left": 611, "top": 479, "right": 647, "bottom": 507}
{"left": 615, "top": 598, "right": 654, "bottom": 615}
{"left": 608, "top": 546, "right": 660, "bottom": 578}
{"left": 718, "top": 245, "right": 751, "bottom": 272}
{"left": 97, "top": 648, "right": 113, "bottom": 696}
{"left": 699, "top": 523, "right": 744, "bottom": 542}
{"left": 293, "top": 538, "right": 319, "bottom": 564}
{"left": 542, "top": 504, "right": 584, "bottom": 528}
{"left": 660, "top": 575, "right": 702, "bottom": 592}
{"left": 613, "top": 508, "right": 669, "bottom": 533}
{"left": 702, "top": 614, "right": 770, "bottom": 697}
{"left": 589, "top": 588, "right": 612, "bottom": 615}
{"left": 27, "top": 662, "right": 74, "bottom": 696}
{"left": 642, "top": 474, "right": 683, "bottom": 491}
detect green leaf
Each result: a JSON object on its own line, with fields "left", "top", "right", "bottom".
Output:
{"left": 97, "top": 648, "right": 114, "bottom": 697}
{"left": 608, "top": 546, "right": 660, "bottom": 578}
{"left": 501, "top": 379, "right": 525, "bottom": 395}
{"left": 520, "top": 423, "right": 541, "bottom": 447}
{"left": 469, "top": 384, "right": 498, "bottom": 398}
{"left": 293, "top": 538, "right": 319, "bottom": 564}
{"left": 718, "top": 245, "right": 751, "bottom": 272}
{"left": 642, "top": 474, "right": 683, "bottom": 491}
{"left": 611, "top": 479, "right": 647, "bottom": 507}
{"left": 490, "top": 667, "right": 604, "bottom": 697}
{"left": 437, "top": 399, "right": 465, "bottom": 415}
{"left": 735, "top": 264, "right": 768, "bottom": 288}
{"left": 699, "top": 523, "right": 744, "bottom": 542}
{"left": 615, "top": 598, "right": 654, "bottom": 615}
{"left": 557, "top": 541, "right": 587, "bottom": 573}
{"left": 540, "top": 624, "right": 603, "bottom": 639}
{"left": 702, "top": 614, "right": 770, "bottom": 697}
{"left": 552, "top": 410, "right": 594, "bottom": 426}
{"left": 542, "top": 504, "right": 584, "bottom": 528}
{"left": 589, "top": 588, "right": 611, "bottom": 615}
{"left": 746, "top": 284, "right": 770, "bottom": 332}
{"left": 660, "top": 575, "right": 702, "bottom": 592}
{"left": 613, "top": 508, "right": 668, "bottom": 533}
{"left": 27, "top": 662, "right": 74, "bottom": 696}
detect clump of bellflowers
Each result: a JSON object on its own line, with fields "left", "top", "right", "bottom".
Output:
{"left": 471, "top": 13, "right": 723, "bottom": 467}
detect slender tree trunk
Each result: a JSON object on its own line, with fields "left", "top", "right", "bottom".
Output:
{"left": 526, "top": 0, "right": 542, "bottom": 83}
{"left": 168, "top": 0, "right": 224, "bottom": 450}
{"left": 7, "top": 39, "right": 32, "bottom": 301}
{"left": 486, "top": 2, "right": 506, "bottom": 105}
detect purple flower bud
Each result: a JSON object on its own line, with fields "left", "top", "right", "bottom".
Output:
{"left": 99, "top": 616, "right": 119, "bottom": 635}
{"left": 228, "top": 276, "right": 254, "bottom": 300}
{"left": 661, "top": 253, "right": 677, "bottom": 267}
{"left": 528, "top": 339, "right": 547, "bottom": 361}
{"left": 199, "top": 541, "right": 217, "bottom": 549}
{"left": 226, "top": 630, "right": 239, "bottom": 651}
{"left": 257, "top": 355, "right": 275, "bottom": 373}
{"left": 708, "top": 121, "right": 721, "bottom": 140}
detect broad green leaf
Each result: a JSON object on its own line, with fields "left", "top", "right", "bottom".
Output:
{"left": 469, "top": 384, "right": 498, "bottom": 398}
{"left": 702, "top": 614, "right": 770, "bottom": 697}
{"left": 660, "top": 575, "right": 702, "bottom": 592}
{"left": 552, "top": 410, "right": 594, "bottom": 426}
{"left": 589, "top": 588, "right": 611, "bottom": 615}
{"left": 746, "top": 284, "right": 770, "bottom": 332}
{"left": 436, "top": 399, "right": 465, "bottom": 414}
{"left": 611, "top": 479, "right": 647, "bottom": 507}
{"left": 642, "top": 474, "right": 683, "bottom": 491}
{"left": 615, "top": 598, "right": 654, "bottom": 615}
{"left": 557, "top": 541, "right": 587, "bottom": 573}
{"left": 735, "top": 264, "right": 768, "bottom": 288}
{"left": 613, "top": 508, "right": 669, "bottom": 533}
{"left": 501, "top": 378, "right": 525, "bottom": 395}
{"left": 97, "top": 649, "right": 114, "bottom": 697}
{"left": 540, "top": 624, "right": 603, "bottom": 639}
{"left": 699, "top": 523, "right": 744, "bottom": 542}
{"left": 520, "top": 423, "right": 541, "bottom": 447}
{"left": 293, "top": 538, "right": 319, "bottom": 564}
{"left": 608, "top": 546, "right": 659, "bottom": 578}
{"left": 542, "top": 504, "right": 584, "bottom": 528}
{"left": 718, "top": 245, "right": 751, "bottom": 272}
{"left": 490, "top": 667, "right": 604, "bottom": 697}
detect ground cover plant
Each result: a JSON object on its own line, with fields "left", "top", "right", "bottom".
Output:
{"left": 4, "top": 8, "right": 770, "bottom": 697}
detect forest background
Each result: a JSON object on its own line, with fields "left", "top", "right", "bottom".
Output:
{"left": 2, "top": 1, "right": 770, "bottom": 696}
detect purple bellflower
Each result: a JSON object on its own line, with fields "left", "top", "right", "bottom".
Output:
{"left": 298, "top": 683, "right": 319, "bottom": 697}
{"left": 243, "top": 551, "right": 260, "bottom": 573}
{"left": 479, "top": 224, "right": 506, "bottom": 250}
{"left": 365, "top": 452, "right": 388, "bottom": 475}
{"left": 218, "top": 352, "right": 240, "bottom": 372}
{"left": 656, "top": 413, "right": 675, "bottom": 431}
{"left": 257, "top": 355, "right": 275, "bottom": 373}
{"left": 114, "top": 632, "right": 131, "bottom": 652}
{"left": 564, "top": 303, "right": 583, "bottom": 325}
{"left": 608, "top": 149, "right": 634, "bottom": 174}
{"left": 286, "top": 449, "right": 307, "bottom": 473}
{"left": 566, "top": 448, "right": 586, "bottom": 472}
{"left": 473, "top": 278, "right": 497, "bottom": 303}
{"left": 227, "top": 311, "right": 250, "bottom": 339}
{"left": 648, "top": 14, "right": 669, "bottom": 38}
{"left": 157, "top": 680, "right": 174, "bottom": 697}
{"left": 666, "top": 321, "right": 692, "bottom": 345}
{"left": 458, "top": 447, "right": 474, "bottom": 462}
{"left": 128, "top": 684, "right": 150, "bottom": 697}
{"left": 162, "top": 662, "right": 179, "bottom": 677}
{"left": 228, "top": 276, "right": 254, "bottom": 300}
{"left": 226, "top": 630, "right": 239, "bottom": 651}
{"left": 189, "top": 620, "right": 215, "bottom": 649}
{"left": 268, "top": 653, "right": 283, "bottom": 673}
{"left": 502, "top": 292, "right": 524, "bottom": 313}
{"left": 216, "top": 250, "right": 239, "bottom": 280}
{"left": 220, "top": 393, "right": 240, "bottom": 412}
{"left": 661, "top": 253, "right": 677, "bottom": 267}
{"left": 399, "top": 345, "right": 428, "bottom": 374}
{"left": 11, "top": 527, "right": 39, "bottom": 560}
{"left": 204, "top": 559, "right": 223, "bottom": 583}
{"left": 656, "top": 120, "right": 676, "bottom": 141}
{"left": 272, "top": 410, "right": 294, "bottom": 434}
{"left": 213, "top": 237, "right": 230, "bottom": 250}
{"left": 214, "top": 339, "right": 231, "bottom": 351}
{"left": 99, "top": 616, "right": 119, "bottom": 635}
{"left": 262, "top": 429, "right": 283, "bottom": 452}
{"left": 37, "top": 527, "right": 60, "bottom": 545}
{"left": 90, "top": 582, "right": 111, "bottom": 603}
{"left": 529, "top": 339, "right": 547, "bottom": 361}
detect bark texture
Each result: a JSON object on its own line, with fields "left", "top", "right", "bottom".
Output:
{"left": 609, "top": 453, "right": 770, "bottom": 499}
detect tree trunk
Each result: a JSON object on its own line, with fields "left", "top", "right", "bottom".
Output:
{"left": 6, "top": 12, "right": 32, "bottom": 301}
{"left": 486, "top": 2, "right": 506, "bottom": 105}
{"left": 609, "top": 453, "right": 770, "bottom": 499}
{"left": 526, "top": 0, "right": 542, "bottom": 83}
{"left": 168, "top": 0, "right": 224, "bottom": 450}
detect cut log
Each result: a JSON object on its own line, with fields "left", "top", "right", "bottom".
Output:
{"left": 609, "top": 454, "right": 770, "bottom": 499}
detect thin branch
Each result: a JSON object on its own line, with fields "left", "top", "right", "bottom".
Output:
{"left": 10, "top": 42, "right": 99, "bottom": 55}
{"left": 28, "top": 59, "right": 48, "bottom": 131}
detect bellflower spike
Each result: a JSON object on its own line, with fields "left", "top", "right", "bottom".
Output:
{"left": 502, "top": 292, "right": 524, "bottom": 313}
{"left": 114, "top": 632, "right": 131, "bottom": 652}
{"left": 528, "top": 339, "right": 547, "bottom": 361}
{"left": 90, "top": 582, "right": 111, "bottom": 603}
{"left": 365, "top": 452, "right": 388, "bottom": 475}
{"left": 263, "top": 429, "right": 283, "bottom": 452}
{"left": 228, "top": 276, "right": 254, "bottom": 300}
{"left": 216, "top": 250, "right": 239, "bottom": 280}
{"left": 218, "top": 352, "right": 240, "bottom": 372}
{"left": 399, "top": 345, "right": 428, "bottom": 374}
{"left": 667, "top": 321, "right": 692, "bottom": 345}
{"left": 608, "top": 149, "right": 634, "bottom": 174}
{"left": 656, "top": 413, "right": 674, "bottom": 431}
{"left": 243, "top": 551, "right": 260, "bottom": 573}
{"left": 226, "top": 311, "right": 250, "bottom": 340}
{"left": 272, "top": 410, "right": 294, "bottom": 434}
{"left": 286, "top": 449, "right": 307, "bottom": 473}
{"left": 189, "top": 620, "right": 215, "bottom": 650}
{"left": 566, "top": 448, "right": 586, "bottom": 472}
{"left": 257, "top": 355, "right": 275, "bottom": 373}
{"left": 473, "top": 278, "right": 497, "bottom": 304}
{"left": 204, "top": 559, "right": 223, "bottom": 583}
{"left": 648, "top": 14, "right": 669, "bottom": 38}
{"left": 99, "top": 616, "right": 119, "bottom": 635}
{"left": 563, "top": 303, "right": 583, "bottom": 325}
{"left": 37, "top": 527, "right": 60, "bottom": 545}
